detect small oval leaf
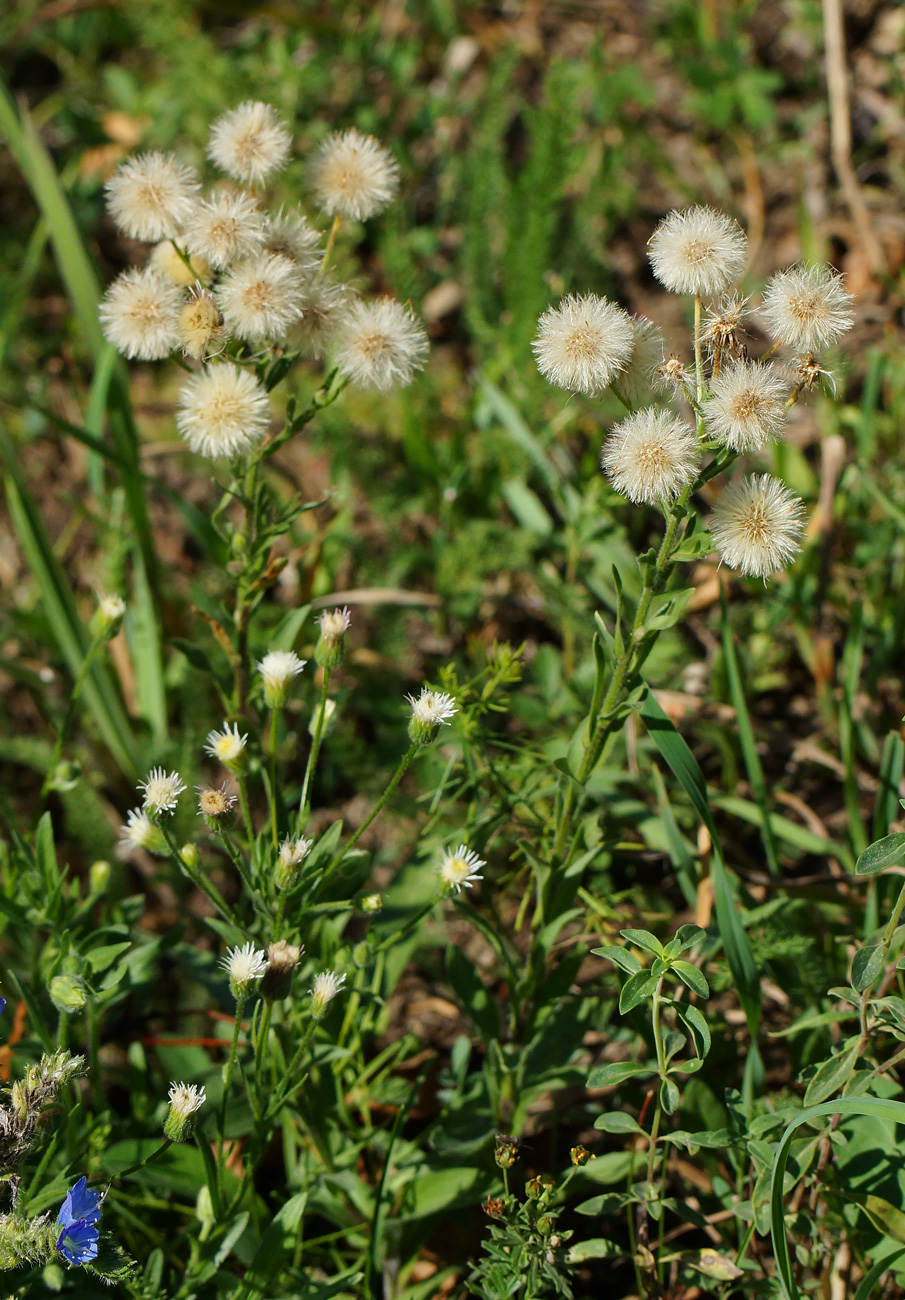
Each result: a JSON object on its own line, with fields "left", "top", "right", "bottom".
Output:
{"left": 856, "top": 833, "right": 905, "bottom": 876}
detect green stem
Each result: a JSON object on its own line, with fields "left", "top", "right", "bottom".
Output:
{"left": 315, "top": 743, "right": 419, "bottom": 898}
{"left": 881, "top": 880, "right": 905, "bottom": 951}
{"left": 237, "top": 775, "right": 255, "bottom": 842}
{"left": 115, "top": 1138, "right": 173, "bottom": 1182}
{"left": 36, "top": 634, "right": 103, "bottom": 818}
{"left": 268, "top": 709, "right": 279, "bottom": 850}
{"left": 694, "top": 294, "right": 704, "bottom": 405}
{"left": 265, "top": 1019, "right": 317, "bottom": 1120}
{"left": 369, "top": 898, "right": 437, "bottom": 956}
{"left": 218, "top": 994, "right": 246, "bottom": 1140}
{"left": 297, "top": 668, "right": 331, "bottom": 831}
{"left": 160, "top": 824, "right": 239, "bottom": 927}
{"left": 321, "top": 214, "right": 341, "bottom": 271}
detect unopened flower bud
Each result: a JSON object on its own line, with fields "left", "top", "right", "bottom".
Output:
{"left": 164, "top": 1081, "right": 205, "bottom": 1142}
{"left": 406, "top": 687, "right": 457, "bottom": 745}
{"left": 89, "top": 861, "right": 111, "bottom": 894}
{"left": 315, "top": 606, "right": 351, "bottom": 668}
{"left": 90, "top": 593, "right": 126, "bottom": 640}
{"left": 179, "top": 843, "right": 200, "bottom": 870}
{"left": 309, "top": 970, "right": 345, "bottom": 1021}
{"left": 308, "top": 697, "right": 337, "bottom": 738}
{"left": 494, "top": 1134, "right": 519, "bottom": 1169}
{"left": 537, "top": 1216, "right": 553, "bottom": 1236}
{"left": 49, "top": 976, "right": 87, "bottom": 1015}
{"left": 526, "top": 1175, "right": 544, "bottom": 1199}
{"left": 360, "top": 892, "right": 383, "bottom": 913}
{"left": 260, "top": 941, "right": 303, "bottom": 1001}
{"left": 570, "top": 1145, "right": 590, "bottom": 1167}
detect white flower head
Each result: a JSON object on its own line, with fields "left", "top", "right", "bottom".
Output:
{"left": 208, "top": 100, "right": 292, "bottom": 185}
{"left": 334, "top": 297, "right": 428, "bottom": 392}
{"left": 183, "top": 191, "right": 266, "bottom": 270}
{"left": 617, "top": 317, "right": 666, "bottom": 408}
{"left": 105, "top": 151, "right": 200, "bottom": 242}
{"left": 309, "top": 970, "right": 346, "bottom": 1020}
{"left": 309, "top": 128, "right": 400, "bottom": 220}
{"left": 710, "top": 474, "right": 806, "bottom": 579}
{"left": 167, "top": 1081, "right": 205, "bottom": 1119}
{"left": 197, "top": 782, "right": 237, "bottom": 824}
{"left": 760, "top": 264, "right": 854, "bottom": 353}
{"left": 275, "top": 835, "right": 314, "bottom": 889}
{"left": 264, "top": 209, "right": 321, "bottom": 269}
{"left": 176, "top": 364, "right": 270, "bottom": 460}
{"left": 99, "top": 266, "right": 183, "bottom": 360}
{"left": 317, "top": 607, "right": 352, "bottom": 641}
{"left": 138, "top": 767, "right": 186, "bottom": 817}
{"left": 258, "top": 650, "right": 306, "bottom": 708}
{"left": 438, "top": 844, "right": 485, "bottom": 894}
{"left": 296, "top": 272, "right": 346, "bottom": 357}
{"left": 91, "top": 591, "right": 126, "bottom": 641}
{"left": 532, "top": 293, "right": 634, "bottom": 396}
{"left": 215, "top": 252, "right": 305, "bottom": 341}
{"left": 150, "top": 240, "right": 211, "bottom": 287}
{"left": 204, "top": 721, "right": 248, "bottom": 770}
{"left": 98, "top": 594, "right": 126, "bottom": 623}
{"left": 648, "top": 206, "right": 747, "bottom": 296}
{"left": 179, "top": 288, "right": 225, "bottom": 360}
{"left": 703, "top": 361, "right": 788, "bottom": 452}
{"left": 407, "top": 687, "right": 457, "bottom": 744}
{"left": 601, "top": 408, "right": 698, "bottom": 505}
{"left": 221, "top": 942, "right": 269, "bottom": 996}
{"left": 118, "top": 808, "right": 168, "bottom": 857}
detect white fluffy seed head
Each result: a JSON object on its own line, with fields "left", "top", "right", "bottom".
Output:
{"left": 617, "top": 317, "right": 665, "bottom": 408}
{"left": 601, "top": 408, "right": 698, "bottom": 505}
{"left": 179, "top": 290, "right": 225, "bottom": 359}
{"left": 648, "top": 206, "right": 747, "bottom": 296}
{"left": 99, "top": 266, "right": 183, "bottom": 360}
{"left": 176, "top": 364, "right": 270, "bottom": 460}
{"left": 150, "top": 240, "right": 212, "bottom": 286}
{"left": 710, "top": 474, "right": 806, "bottom": 579}
{"left": 183, "top": 191, "right": 266, "bottom": 270}
{"left": 215, "top": 252, "right": 305, "bottom": 341}
{"left": 532, "top": 293, "right": 634, "bottom": 395}
{"left": 760, "top": 264, "right": 854, "bottom": 353}
{"left": 703, "top": 361, "right": 788, "bottom": 452}
{"left": 296, "top": 272, "right": 346, "bottom": 357}
{"left": 264, "top": 209, "right": 321, "bottom": 269}
{"left": 138, "top": 768, "right": 186, "bottom": 816}
{"left": 438, "top": 844, "right": 485, "bottom": 894}
{"left": 310, "top": 970, "right": 346, "bottom": 1019}
{"left": 334, "top": 298, "right": 428, "bottom": 392}
{"left": 309, "top": 129, "right": 400, "bottom": 220}
{"left": 105, "top": 152, "right": 200, "bottom": 242}
{"left": 118, "top": 808, "right": 168, "bottom": 857}
{"left": 208, "top": 101, "right": 292, "bottom": 185}
{"left": 222, "top": 942, "right": 269, "bottom": 995}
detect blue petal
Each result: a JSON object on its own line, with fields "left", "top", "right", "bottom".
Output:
{"left": 0, "top": 998, "right": 6, "bottom": 1014}
{"left": 56, "top": 1218, "right": 99, "bottom": 1266}
{"left": 67, "top": 1177, "right": 102, "bottom": 1225}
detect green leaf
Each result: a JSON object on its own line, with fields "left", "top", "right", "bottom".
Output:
{"left": 851, "top": 944, "right": 884, "bottom": 993}
{"left": 856, "top": 834, "right": 905, "bottom": 876}
{"left": 566, "top": 1238, "right": 624, "bottom": 1262}
{"left": 501, "top": 479, "right": 553, "bottom": 536}
{"left": 239, "top": 1192, "right": 307, "bottom": 1297}
{"left": 803, "top": 1039, "right": 860, "bottom": 1107}
{"left": 447, "top": 945, "right": 499, "bottom": 1046}
{"left": 853, "top": 1247, "right": 905, "bottom": 1300}
{"left": 856, "top": 1194, "right": 905, "bottom": 1245}
{"left": 673, "top": 962, "right": 709, "bottom": 998}
{"left": 587, "top": 1061, "right": 655, "bottom": 1089}
{"left": 677, "top": 1004, "right": 712, "bottom": 1058}
{"left": 619, "top": 969, "right": 658, "bottom": 1014}
{"left": 620, "top": 928, "right": 664, "bottom": 957}
{"left": 660, "top": 1078, "right": 680, "bottom": 1115}
{"left": 594, "top": 1111, "right": 643, "bottom": 1134}
{"left": 591, "top": 945, "right": 640, "bottom": 975}
{"left": 85, "top": 943, "right": 131, "bottom": 974}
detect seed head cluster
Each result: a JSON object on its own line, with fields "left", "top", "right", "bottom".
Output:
{"left": 647, "top": 206, "right": 747, "bottom": 297}
{"left": 703, "top": 361, "right": 788, "bottom": 452}
{"left": 309, "top": 129, "right": 400, "bottom": 220}
{"left": 711, "top": 474, "right": 806, "bottom": 579}
{"left": 532, "top": 293, "right": 634, "bottom": 395}
{"left": 602, "top": 409, "right": 698, "bottom": 505}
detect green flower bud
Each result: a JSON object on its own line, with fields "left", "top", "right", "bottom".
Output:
{"left": 49, "top": 976, "right": 87, "bottom": 1015}
{"left": 163, "top": 1081, "right": 205, "bottom": 1142}
{"left": 406, "top": 687, "right": 458, "bottom": 745}
{"left": 314, "top": 607, "right": 351, "bottom": 669}
{"left": 90, "top": 593, "right": 126, "bottom": 641}
{"left": 89, "top": 861, "right": 112, "bottom": 894}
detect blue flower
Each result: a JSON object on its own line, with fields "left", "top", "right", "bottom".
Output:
{"left": 55, "top": 1176, "right": 101, "bottom": 1266}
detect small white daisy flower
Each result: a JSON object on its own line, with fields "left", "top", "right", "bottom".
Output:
{"left": 275, "top": 835, "right": 314, "bottom": 888}
{"left": 176, "top": 364, "right": 270, "bottom": 460}
{"left": 296, "top": 272, "right": 346, "bottom": 357}
{"left": 264, "top": 209, "right": 322, "bottom": 268}
{"left": 207, "top": 100, "right": 292, "bottom": 185}
{"left": 215, "top": 252, "right": 305, "bottom": 341}
{"left": 204, "top": 721, "right": 248, "bottom": 770}
{"left": 532, "top": 293, "right": 634, "bottom": 395}
{"left": 616, "top": 317, "right": 666, "bottom": 408}
{"left": 334, "top": 297, "right": 428, "bottom": 392}
{"left": 99, "top": 266, "right": 183, "bottom": 360}
{"left": 105, "top": 152, "right": 200, "bottom": 242}
{"left": 91, "top": 592, "right": 126, "bottom": 640}
{"left": 183, "top": 191, "right": 266, "bottom": 270}
{"left": 167, "top": 1081, "right": 205, "bottom": 1118}
{"left": 221, "top": 942, "right": 269, "bottom": 996}
{"left": 315, "top": 606, "right": 351, "bottom": 668}
{"left": 601, "top": 408, "right": 698, "bottom": 505}
{"left": 197, "top": 782, "right": 237, "bottom": 825}
{"left": 118, "top": 808, "right": 168, "bottom": 857}
{"left": 648, "top": 207, "right": 747, "bottom": 297}
{"left": 309, "top": 128, "right": 400, "bottom": 220}
{"left": 407, "top": 687, "right": 457, "bottom": 744}
{"left": 710, "top": 474, "right": 806, "bottom": 579}
{"left": 257, "top": 650, "right": 306, "bottom": 708}
{"left": 179, "top": 288, "right": 225, "bottom": 360}
{"left": 138, "top": 767, "right": 186, "bottom": 817}
{"left": 760, "top": 264, "right": 854, "bottom": 353}
{"left": 438, "top": 844, "right": 486, "bottom": 894}
{"left": 149, "top": 240, "right": 212, "bottom": 287}
{"left": 309, "top": 970, "right": 346, "bottom": 1020}
{"left": 703, "top": 361, "right": 788, "bottom": 452}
